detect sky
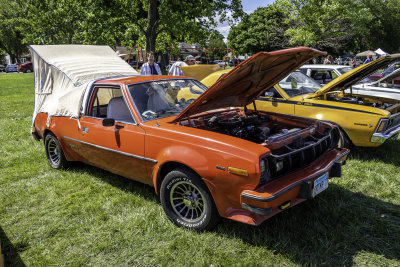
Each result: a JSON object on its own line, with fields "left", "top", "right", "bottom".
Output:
{"left": 216, "top": 0, "right": 276, "bottom": 41}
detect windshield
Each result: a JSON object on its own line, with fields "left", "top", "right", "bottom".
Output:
{"left": 128, "top": 79, "right": 207, "bottom": 121}
{"left": 278, "top": 71, "right": 322, "bottom": 97}
{"left": 338, "top": 67, "right": 353, "bottom": 74}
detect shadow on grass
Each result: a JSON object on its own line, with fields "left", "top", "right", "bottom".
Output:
{"left": 0, "top": 226, "right": 26, "bottom": 267}
{"left": 216, "top": 184, "right": 400, "bottom": 266}
{"left": 67, "top": 162, "right": 158, "bottom": 202}
{"left": 63, "top": 161, "right": 399, "bottom": 266}
{"left": 349, "top": 139, "right": 400, "bottom": 165}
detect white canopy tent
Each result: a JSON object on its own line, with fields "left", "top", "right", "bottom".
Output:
{"left": 30, "top": 45, "right": 138, "bottom": 125}
{"left": 374, "top": 48, "right": 388, "bottom": 56}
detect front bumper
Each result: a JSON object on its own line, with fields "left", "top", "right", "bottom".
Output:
{"left": 371, "top": 124, "right": 400, "bottom": 143}
{"left": 238, "top": 148, "right": 349, "bottom": 225}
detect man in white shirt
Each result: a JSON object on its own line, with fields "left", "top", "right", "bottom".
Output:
{"left": 140, "top": 51, "right": 162, "bottom": 75}
{"left": 168, "top": 55, "right": 196, "bottom": 76}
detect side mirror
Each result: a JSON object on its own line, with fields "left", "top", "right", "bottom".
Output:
{"left": 102, "top": 118, "right": 115, "bottom": 127}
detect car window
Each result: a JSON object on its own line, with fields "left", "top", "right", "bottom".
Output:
{"left": 128, "top": 79, "right": 207, "bottom": 122}
{"left": 88, "top": 87, "right": 134, "bottom": 123}
{"left": 337, "top": 67, "right": 352, "bottom": 74}
{"left": 310, "top": 69, "right": 333, "bottom": 84}
{"left": 278, "top": 71, "right": 322, "bottom": 97}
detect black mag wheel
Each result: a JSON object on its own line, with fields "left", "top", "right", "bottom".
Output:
{"left": 160, "top": 167, "right": 220, "bottom": 230}
{"left": 44, "top": 133, "right": 68, "bottom": 169}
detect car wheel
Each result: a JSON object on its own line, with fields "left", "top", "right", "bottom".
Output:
{"left": 45, "top": 133, "right": 68, "bottom": 169}
{"left": 160, "top": 167, "right": 220, "bottom": 230}
{"left": 339, "top": 129, "right": 352, "bottom": 148}
{"left": 26, "top": 69, "right": 32, "bottom": 73}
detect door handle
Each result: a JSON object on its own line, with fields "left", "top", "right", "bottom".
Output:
{"left": 115, "top": 124, "right": 124, "bottom": 129}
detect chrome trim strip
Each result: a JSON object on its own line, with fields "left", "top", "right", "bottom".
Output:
{"left": 371, "top": 124, "right": 400, "bottom": 143}
{"left": 63, "top": 136, "right": 157, "bottom": 163}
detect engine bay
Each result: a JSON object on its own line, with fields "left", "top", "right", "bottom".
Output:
{"left": 325, "top": 92, "right": 400, "bottom": 112}
{"left": 180, "top": 109, "right": 334, "bottom": 148}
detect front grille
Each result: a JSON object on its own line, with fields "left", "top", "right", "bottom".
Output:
{"left": 263, "top": 128, "right": 339, "bottom": 180}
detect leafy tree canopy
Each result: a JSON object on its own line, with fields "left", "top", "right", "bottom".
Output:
{"left": 228, "top": 0, "right": 292, "bottom": 54}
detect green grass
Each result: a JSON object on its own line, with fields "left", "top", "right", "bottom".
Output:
{"left": 0, "top": 73, "right": 399, "bottom": 266}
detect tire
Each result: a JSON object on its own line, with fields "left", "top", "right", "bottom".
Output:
{"left": 26, "top": 69, "right": 32, "bottom": 73}
{"left": 339, "top": 129, "right": 352, "bottom": 149}
{"left": 160, "top": 167, "right": 220, "bottom": 230}
{"left": 44, "top": 133, "right": 68, "bottom": 169}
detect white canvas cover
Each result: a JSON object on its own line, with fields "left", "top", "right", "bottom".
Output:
{"left": 30, "top": 45, "right": 138, "bottom": 124}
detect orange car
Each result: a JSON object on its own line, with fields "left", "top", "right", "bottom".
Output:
{"left": 30, "top": 45, "right": 348, "bottom": 230}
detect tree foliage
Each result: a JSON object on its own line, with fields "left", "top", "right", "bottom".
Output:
{"left": 228, "top": 0, "right": 292, "bottom": 54}
{"left": 228, "top": 0, "right": 400, "bottom": 55}
{"left": 0, "top": 0, "right": 28, "bottom": 62}
{"left": 21, "top": 0, "right": 243, "bottom": 53}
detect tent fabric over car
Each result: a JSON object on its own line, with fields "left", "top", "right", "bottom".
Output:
{"left": 29, "top": 45, "right": 138, "bottom": 125}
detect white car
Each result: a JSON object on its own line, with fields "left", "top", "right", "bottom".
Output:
{"left": 347, "top": 68, "right": 400, "bottom": 100}
{"left": 299, "top": 64, "right": 353, "bottom": 85}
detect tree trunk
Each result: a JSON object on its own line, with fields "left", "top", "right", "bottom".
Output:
{"left": 145, "top": 0, "right": 159, "bottom": 52}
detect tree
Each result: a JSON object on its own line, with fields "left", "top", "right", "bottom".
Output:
{"left": 22, "top": 0, "right": 243, "bottom": 53}
{"left": 0, "top": 0, "right": 28, "bottom": 63}
{"left": 121, "top": 0, "right": 244, "bottom": 52}
{"left": 206, "top": 30, "right": 226, "bottom": 60}
{"left": 228, "top": 0, "right": 292, "bottom": 54}
{"left": 286, "top": 0, "right": 373, "bottom": 55}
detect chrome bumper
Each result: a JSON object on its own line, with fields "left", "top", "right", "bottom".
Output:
{"left": 371, "top": 125, "right": 400, "bottom": 143}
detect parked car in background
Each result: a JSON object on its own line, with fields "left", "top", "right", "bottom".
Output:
{"left": 348, "top": 67, "right": 400, "bottom": 100}
{"left": 5, "top": 64, "right": 18, "bottom": 73}
{"left": 0, "top": 64, "right": 5, "bottom": 72}
{"left": 299, "top": 64, "right": 353, "bottom": 85}
{"left": 128, "top": 60, "right": 143, "bottom": 70}
{"left": 368, "top": 61, "right": 400, "bottom": 84}
{"left": 30, "top": 45, "right": 348, "bottom": 230}
{"left": 18, "top": 62, "right": 33, "bottom": 73}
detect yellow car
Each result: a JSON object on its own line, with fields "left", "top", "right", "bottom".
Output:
{"left": 252, "top": 55, "right": 400, "bottom": 147}
{"left": 184, "top": 56, "right": 400, "bottom": 147}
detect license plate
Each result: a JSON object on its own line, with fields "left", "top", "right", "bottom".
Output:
{"left": 312, "top": 172, "right": 329, "bottom": 198}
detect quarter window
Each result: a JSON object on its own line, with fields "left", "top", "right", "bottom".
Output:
{"left": 88, "top": 87, "right": 134, "bottom": 123}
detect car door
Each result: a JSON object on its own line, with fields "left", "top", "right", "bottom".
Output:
{"left": 64, "top": 85, "right": 150, "bottom": 184}
{"left": 252, "top": 85, "right": 295, "bottom": 115}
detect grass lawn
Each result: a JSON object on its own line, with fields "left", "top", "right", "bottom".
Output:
{"left": 0, "top": 73, "right": 399, "bottom": 266}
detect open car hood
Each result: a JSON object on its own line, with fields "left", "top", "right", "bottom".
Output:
{"left": 371, "top": 67, "right": 400, "bottom": 85}
{"left": 307, "top": 54, "right": 400, "bottom": 98}
{"left": 173, "top": 47, "right": 325, "bottom": 122}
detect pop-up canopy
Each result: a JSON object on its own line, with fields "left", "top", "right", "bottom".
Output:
{"left": 30, "top": 45, "right": 138, "bottom": 124}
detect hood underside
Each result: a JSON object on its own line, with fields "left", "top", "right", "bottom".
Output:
{"left": 308, "top": 54, "right": 400, "bottom": 98}
{"left": 173, "top": 47, "right": 326, "bottom": 122}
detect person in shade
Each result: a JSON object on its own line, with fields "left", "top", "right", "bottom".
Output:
{"left": 168, "top": 55, "right": 196, "bottom": 76}
{"left": 140, "top": 51, "right": 162, "bottom": 75}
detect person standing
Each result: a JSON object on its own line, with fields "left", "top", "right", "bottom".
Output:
{"left": 168, "top": 55, "right": 196, "bottom": 76}
{"left": 140, "top": 51, "right": 162, "bottom": 75}
{"left": 363, "top": 54, "right": 373, "bottom": 64}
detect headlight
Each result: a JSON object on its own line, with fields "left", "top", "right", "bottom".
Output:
{"left": 259, "top": 159, "right": 271, "bottom": 185}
